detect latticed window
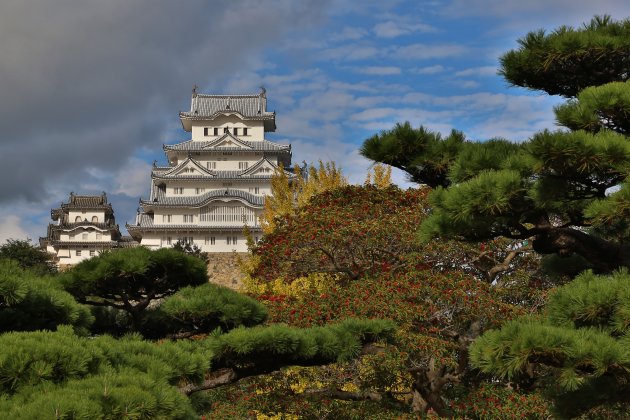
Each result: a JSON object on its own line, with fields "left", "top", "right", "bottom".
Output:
{"left": 183, "top": 214, "right": 194, "bottom": 223}
{"left": 199, "top": 205, "right": 256, "bottom": 224}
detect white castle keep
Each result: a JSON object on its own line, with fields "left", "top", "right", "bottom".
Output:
{"left": 126, "top": 88, "right": 294, "bottom": 252}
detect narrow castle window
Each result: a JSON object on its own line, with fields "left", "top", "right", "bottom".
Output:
{"left": 92, "top": 216, "right": 98, "bottom": 223}
{"left": 243, "top": 128, "right": 248, "bottom": 136}
{"left": 233, "top": 128, "right": 239, "bottom": 136}
{"left": 204, "top": 127, "right": 209, "bottom": 136}
{"left": 214, "top": 127, "right": 218, "bottom": 135}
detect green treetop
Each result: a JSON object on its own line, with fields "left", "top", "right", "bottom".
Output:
{"left": 361, "top": 16, "right": 630, "bottom": 275}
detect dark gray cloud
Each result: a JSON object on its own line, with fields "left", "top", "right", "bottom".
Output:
{"left": 0, "top": 0, "right": 328, "bottom": 203}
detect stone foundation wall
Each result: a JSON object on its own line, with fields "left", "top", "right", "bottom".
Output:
{"left": 206, "top": 252, "right": 249, "bottom": 290}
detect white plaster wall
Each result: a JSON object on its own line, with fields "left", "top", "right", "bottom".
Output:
{"left": 55, "top": 247, "right": 106, "bottom": 265}
{"left": 59, "top": 228, "right": 112, "bottom": 241}
{"left": 191, "top": 118, "right": 265, "bottom": 141}
{"left": 67, "top": 210, "right": 107, "bottom": 223}
{"left": 141, "top": 231, "right": 253, "bottom": 252}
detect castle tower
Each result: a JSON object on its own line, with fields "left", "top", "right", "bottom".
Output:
{"left": 40, "top": 192, "right": 128, "bottom": 267}
{"left": 126, "top": 89, "right": 293, "bottom": 251}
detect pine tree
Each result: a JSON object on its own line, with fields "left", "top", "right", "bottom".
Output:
{"left": 361, "top": 16, "right": 630, "bottom": 275}
{"left": 470, "top": 270, "right": 630, "bottom": 417}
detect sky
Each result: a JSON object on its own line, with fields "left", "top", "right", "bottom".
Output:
{"left": 1, "top": 0, "right": 629, "bottom": 243}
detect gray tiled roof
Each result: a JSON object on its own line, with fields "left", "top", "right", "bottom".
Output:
{"left": 140, "top": 188, "right": 265, "bottom": 208}
{"left": 181, "top": 93, "right": 274, "bottom": 120}
{"left": 55, "top": 192, "right": 114, "bottom": 212}
{"left": 151, "top": 156, "right": 294, "bottom": 181}
{"left": 152, "top": 170, "right": 275, "bottom": 180}
{"left": 49, "top": 240, "right": 118, "bottom": 247}
{"left": 163, "top": 137, "right": 290, "bottom": 152}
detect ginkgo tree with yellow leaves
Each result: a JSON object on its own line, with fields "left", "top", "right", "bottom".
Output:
{"left": 260, "top": 160, "right": 348, "bottom": 234}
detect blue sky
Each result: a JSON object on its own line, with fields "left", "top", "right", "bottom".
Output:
{"left": 1, "top": 0, "right": 629, "bottom": 243}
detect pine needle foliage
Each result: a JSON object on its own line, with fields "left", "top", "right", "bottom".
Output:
{"left": 157, "top": 282, "right": 268, "bottom": 335}
{"left": 362, "top": 16, "right": 630, "bottom": 275}
{"left": 60, "top": 247, "right": 207, "bottom": 331}
{"left": 470, "top": 270, "right": 630, "bottom": 416}
{"left": 0, "top": 260, "right": 93, "bottom": 334}
{"left": 0, "top": 319, "right": 394, "bottom": 417}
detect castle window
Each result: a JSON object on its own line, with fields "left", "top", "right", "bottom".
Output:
{"left": 174, "top": 187, "right": 184, "bottom": 194}
{"left": 233, "top": 128, "right": 239, "bottom": 136}
{"left": 224, "top": 127, "right": 229, "bottom": 134}
{"left": 196, "top": 187, "right": 205, "bottom": 194}
{"left": 166, "top": 237, "right": 172, "bottom": 245}
{"left": 214, "top": 127, "right": 218, "bottom": 135}
{"left": 90, "top": 250, "right": 95, "bottom": 257}
{"left": 243, "top": 128, "right": 248, "bottom": 136}
{"left": 75, "top": 216, "right": 82, "bottom": 222}
{"left": 163, "top": 214, "right": 172, "bottom": 223}
{"left": 205, "top": 236, "right": 215, "bottom": 245}
{"left": 76, "top": 250, "right": 81, "bottom": 256}
{"left": 92, "top": 216, "right": 98, "bottom": 223}
{"left": 204, "top": 127, "right": 209, "bottom": 136}
{"left": 207, "top": 162, "right": 216, "bottom": 169}
{"left": 183, "top": 214, "right": 194, "bottom": 223}
{"left": 239, "top": 162, "right": 248, "bottom": 170}
{"left": 249, "top": 187, "right": 260, "bottom": 194}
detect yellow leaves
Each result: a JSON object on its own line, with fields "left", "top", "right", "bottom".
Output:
{"left": 260, "top": 160, "right": 348, "bottom": 235}
{"left": 241, "top": 273, "right": 339, "bottom": 300}
{"left": 364, "top": 164, "right": 393, "bottom": 189}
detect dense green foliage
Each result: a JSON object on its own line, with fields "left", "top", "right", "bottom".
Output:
{"left": 362, "top": 16, "right": 630, "bottom": 276}
{"left": 152, "top": 282, "right": 269, "bottom": 338}
{"left": 499, "top": 15, "right": 630, "bottom": 97}
{"left": 0, "top": 238, "right": 56, "bottom": 275}
{"left": 61, "top": 247, "right": 208, "bottom": 330}
{"left": 471, "top": 270, "right": 630, "bottom": 417}
{"left": 0, "top": 260, "right": 92, "bottom": 334}
{"left": 0, "top": 320, "right": 394, "bottom": 418}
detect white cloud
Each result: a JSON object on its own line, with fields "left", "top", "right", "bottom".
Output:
{"left": 373, "top": 20, "right": 435, "bottom": 38}
{"left": 114, "top": 158, "right": 153, "bottom": 197}
{"left": 455, "top": 66, "right": 497, "bottom": 77}
{"left": 411, "top": 65, "right": 446, "bottom": 74}
{"left": 330, "top": 26, "right": 368, "bottom": 41}
{"left": 0, "top": 215, "right": 29, "bottom": 243}
{"left": 356, "top": 66, "right": 402, "bottom": 75}
{"left": 319, "top": 45, "right": 382, "bottom": 61}
{"left": 391, "top": 43, "right": 468, "bottom": 60}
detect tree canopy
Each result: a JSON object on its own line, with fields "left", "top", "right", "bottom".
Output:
{"left": 60, "top": 247, "right": 208, "bottom": 330}
{"left": 361, "top": 16, "right": 630, "bottom": 276}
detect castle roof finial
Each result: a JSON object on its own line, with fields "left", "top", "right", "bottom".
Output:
{"left": 192, "top": 84, "right": 198, "bottom": 97}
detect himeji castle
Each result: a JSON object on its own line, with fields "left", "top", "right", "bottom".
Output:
{"left": 40, "top": 192, "right": 133, "bottom": 267}
{"left": 126, "top": 88, "right": 294, "bottom": 252}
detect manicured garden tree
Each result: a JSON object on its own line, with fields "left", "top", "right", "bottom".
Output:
{"left": 60, "top": 247, "right": 208, "bottom": 331}
{"left": 239, "top": 185, "right": 553, "bottom": 417}
{"left": 254, "top": 185, "right": 429, "bottom": 282}
{"left": 361, "top": 16, "right": 630, "bottom": 275}
{"left": 0, "top": 259, "right": 92, "bottom": 334}
{"left": 470, "top": 270, "right": 630, "bottom": 417}
{"left": 0, "top": 318, "right": 395, "bottom": 418}
{"left": 0, "top": 238, "right": 56, "bottom": 275}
